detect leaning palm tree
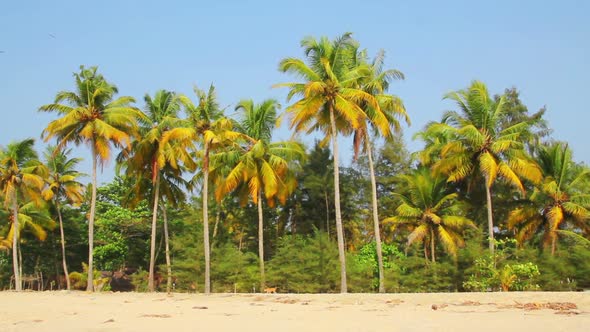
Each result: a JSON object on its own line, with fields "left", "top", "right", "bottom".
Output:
{"left": 352, "top": 49, "right": 410, "bottom": 293}
{"left": 227, "top": 98, "right": 305, "bottom": 290}
{"left": 39, "top": 66, "right": 143, "bottom": 291}
{"left": 383, "top": 168, "right": 476, "bottom": 262}
{"left": 508, "top": 142, "right": 590, "bottom": 254}
{"left": 0, "top": 139, "right": 47, "bottom": 291}
{"left": 120, "top": 89, "right": 195, "bottom": 292}
{"left": 181, "top": 85, "right": 243, "bottom": 293}
{"left": 423, "top": 81, "right": 541, "bottom": 254}
{"left": 42, "top": 146, "right": 85, "bottom": 290}
{"left": 276, "top": 33, "right": 380, "bottom": 292}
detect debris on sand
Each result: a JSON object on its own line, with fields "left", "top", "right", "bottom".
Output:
{"left": 431, "top": 304, "right": 448, "bottom": 310}
{"left": 510, "top": 302, "right": 578, "bottom": 311}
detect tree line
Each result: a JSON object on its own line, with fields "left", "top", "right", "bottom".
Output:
{"left": 1, "top": 33, "right": 589, "bottom": 293}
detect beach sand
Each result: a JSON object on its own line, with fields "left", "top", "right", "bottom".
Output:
{"left": 0, "top": 291, "right": 588, "bottom": 331}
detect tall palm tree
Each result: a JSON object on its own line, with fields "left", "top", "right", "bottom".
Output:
{"left": 39, "top": 65, "right": 143, "bottom": 291}
{"left": 383, "top": 168, "right": 476, "bottom": 262}
{"left": 181, "top": 85, "right": 243, "bottom": 293}
{"left": 227, "top": 98, "right": 305, "bottom": 291}
{"left": 121, "top": 89, "right": 195, "bottom": 292}
{"left": 508, "top": 142, "right": 590, "bottom": 254}
{"left": 276, "top": 33, "right": 381, "bottom": 292}
{"left": 0, "top": 139, "right": 47, "bottom": 291}
{"left": 42, "top": 146, "right": 85, "bottom": 290}
{"left": 352, "top": 49, "right": 409, "bottom": 293}
{"left": 423, "top": 81, "right": 541, "bottom": 254}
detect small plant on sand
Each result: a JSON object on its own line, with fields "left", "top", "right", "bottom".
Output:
{"left": 463, "top": 239, "right": 540, "bottom": 291}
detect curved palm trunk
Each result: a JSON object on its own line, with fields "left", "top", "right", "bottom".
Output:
{"left": 366, "top": 140, "right": 385, "bottom": 293}
{"left": 56, "top": 201, "right": 71, "bottom": 290}
{"left": 329, "top": 106, "right": 347, "bottom": 293}
{"left": 484, "top": 178, "right": 495, "bottom": 255}
{"left": 161, "top": 203, "right": 172, "bottom": 293}
{"left": 87, "top": 144, "right": 98, "bottom": 292}
{"left": 148, "top": 172, "right": 161, "bottom": 292}
{"left": 12, "top": 193, "right": 21, "bottom": 291}
{"left": 258, "top": 191, "right": 265, "bottom": 291}
{"left": 213, "top": 208, "right": 221, "bottom": 239}
{"left": 203, "top": 144, "right": 211, "bottom": 294}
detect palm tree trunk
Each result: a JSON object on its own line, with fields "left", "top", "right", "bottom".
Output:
{"left": 258, "top": 191, "right": 266, "bottom": 291}
{"left": 56, "top": 201, "right": 70, "bottom": 290}
{"left": 213, "top": 208, "right": 221, "bottom": 239}
{"left": 202, "top": 142, "right": 211, "bottom": 294}
{"left": 161, "top": 203, "right": 172, "bottom": 293}
{"left": 366, "top": 140, "right": 385, "bottom": 293}
{"left": 484, "top": 178, "right": 495, "bottom": 255}
{"left": 87, "top": 144, "right": 98, "bottom": 292}
{"left": 324, "top": 191, "right": 330, "bottom": 240}
{"left": 430, "top": 227, "right": 436, "bottom": 263}
{"left": 551, "top": 233, "right": 557, "bottom": 256}
{"left": 329, "top": 105, "right": 347, "bottom": 293}
{"left": 203, "top": 144, "right": 211, "bottom": 294}
{"left": 148, "top": 172, "right": 161, "bottom": 292}
{"left": 12, "top": 193, "right": 21, "bottom": 291}
{"left": 18, "top": 241, "right": 23, "bottom": 289}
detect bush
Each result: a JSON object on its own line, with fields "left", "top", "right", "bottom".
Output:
{"left": 68, "top": 263, "right": 111, "bottom": 291}
{"left": 463, "top": 239, "right": 540, "bottom": 291}
{"left": 267, "top": 232, "right": 339, "bottom": 293}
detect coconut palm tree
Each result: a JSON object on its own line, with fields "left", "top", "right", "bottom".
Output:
{"left": 181, "top": 85, "right": 244, "bottom": 293}
{"left": 508, "top": 142, "right": 590, "bottom": 254}
{"left": 1, "top": 199, "right": 55, "bottom": 290}
{"left": 276, "top": 33, "right": 381, "bottom": 292}
{"left": 352, "top": 49, "right": 410, "bottom": 293}
{"left": 383, "top": 168, "right": 476, "bottom": 262}
{"left": 424, "top": 81, "right": 541, "bottom": 254}
{"left": 39, "top": 65, "right": 143, "bottom": 291}
{"left": 158, "top": 166, "right": 189, "bottom": 293}
{"left": 120, "top": 89, "right": 195, "bottom": 292}
{"left": 0, "top": 139, "right": 47, "bottom": 291}
{"left": 227, "top": 98, "right": 305, "bottom": 290}
{"left": 42, "top": 146, "right": 85, "bottom": 290}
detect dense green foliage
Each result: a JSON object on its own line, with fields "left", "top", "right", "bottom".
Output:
{"left": 1, "top": 33, "right": 589, "bottom": 293}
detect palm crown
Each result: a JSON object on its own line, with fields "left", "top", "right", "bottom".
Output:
{"left": 508, "top": 142, "right": 590, "bottom": 253}
{"left": 384, "top": 168, "right": 475, "bottom": 261}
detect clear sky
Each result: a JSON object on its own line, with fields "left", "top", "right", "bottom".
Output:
{"left": 1, "top": 0, "right": 588, "bottom": 183}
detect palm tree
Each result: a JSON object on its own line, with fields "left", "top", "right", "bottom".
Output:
{"left": 181, "top": 85, "right": 243, "bottom": 293}
{"left": 121, "top": 89, "right": 195, "bottom": 292}
{"left": 383, "top": 168, "right": 476, "bottom": 262}
{"left": 423, "top": 81, "right": 541, "bottom": 254}
{"left": 353, "top": 49, "right": 410, "bottom": 293}
{"left": 0, "top": 139, "right": 47, "bottom": 291}
{"left": 276, "top": 33, "right": 380, "bottom": 292}
{"left": 227, "top": 98, "right": 305, "bottom": 291}
{"left": 39, "top": 65, "right": 143, "bottom": 291}
{"left": 508, "top": 142, "right": 590, "bottom": 254}
{"left": 158, "top": 166, "right": 189, "bottom": 292}
{"left": 42, "top": 146, "right": 85, "bottom": 290}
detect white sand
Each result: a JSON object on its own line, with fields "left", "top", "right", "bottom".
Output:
{"left": 0, "top": 291, "right": 588, "bottom": 331}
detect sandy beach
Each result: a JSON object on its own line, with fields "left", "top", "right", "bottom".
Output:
{"left": 0, "top": 291, "right": 588, "bottom": 332}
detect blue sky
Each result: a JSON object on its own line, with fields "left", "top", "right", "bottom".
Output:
{"left": 1, "top": 0, "right": 588, "bottom": 183}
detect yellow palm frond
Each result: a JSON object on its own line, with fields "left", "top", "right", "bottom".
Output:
{"left": 407, "top": 224, "right": 429, "bottom": 246}
{"left": 498, "top": 162, "right": 524, "bottom": 194}
{"left": 478, "top": 152, "right": 498, "bottom": 187}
